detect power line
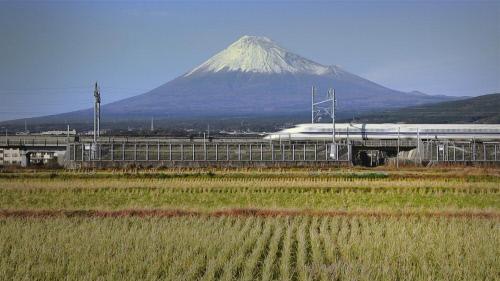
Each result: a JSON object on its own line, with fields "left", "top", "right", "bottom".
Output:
{"left": 0, "top": 86, "right": 151, "bottom": 92}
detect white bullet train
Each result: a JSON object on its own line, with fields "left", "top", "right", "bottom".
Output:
{"left": 264, "top": 123, "right": 500, "bottom": 141}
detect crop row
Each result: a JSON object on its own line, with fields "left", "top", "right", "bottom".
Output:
{"left": 1, "top": 167, "right": 499, "bottom": 181}
{"left": 0, "top": 216, "right": 498, "bottom": 281}
{"left": 1, "top": 185, "right": 498, "bottom": 211}
{"left": 1, "top": 177, "right": 498, "bottom": 193}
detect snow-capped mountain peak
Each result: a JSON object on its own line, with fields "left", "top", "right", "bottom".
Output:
{"left": 185, "top": 35, "right": 332, "bottom": 76}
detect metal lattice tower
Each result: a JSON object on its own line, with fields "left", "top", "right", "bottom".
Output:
{"left": 311, "top": 86, "right": 336, "bottom": 140}
{"left": 312, "top": 86, "right": 337, "bottom": 159}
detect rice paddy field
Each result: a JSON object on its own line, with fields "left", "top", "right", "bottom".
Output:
{"left": 0, "top": 167, "right": 499, "bottom": 280}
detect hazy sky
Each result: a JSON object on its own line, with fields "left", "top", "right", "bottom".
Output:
{"left": 0, "top": 1, "right": 499, "bottom": 121}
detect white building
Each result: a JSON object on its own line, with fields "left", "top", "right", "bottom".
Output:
{"left": 30, "top": 151, "right": 58, "bottom": 165}
{"left": 0, "top": 148, "right": 22, "bottom": 165}
{"left": 40, "top": 129, "right": 76, "bottom": 136}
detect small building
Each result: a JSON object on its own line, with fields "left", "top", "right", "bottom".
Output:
{"left": 30, "top": 151, "right": 58, "bottom": 165}
{"left": 0, "top": 148, "right": 23, "bottom": 165}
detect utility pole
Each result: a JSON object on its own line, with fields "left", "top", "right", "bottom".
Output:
{"left": 93, "top": 82, "right": 101, "bottom": 143}
{"left": 93, "top": 82, "right": 101, "bottom": 160}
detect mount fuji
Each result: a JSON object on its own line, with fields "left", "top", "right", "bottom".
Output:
{"left": 12, "top": 35, "right": 457, "bottom": 125}
{"left": 101, "top": 35, "right": 453, "bottom": 118}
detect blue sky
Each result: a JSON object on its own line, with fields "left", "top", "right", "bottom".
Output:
{"left": 0, "top": 1, "right": 499, "bottom": 121}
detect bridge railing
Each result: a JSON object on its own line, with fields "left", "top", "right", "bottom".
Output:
{"left": 1, "top": 138, "right": 69, "bottom": 147}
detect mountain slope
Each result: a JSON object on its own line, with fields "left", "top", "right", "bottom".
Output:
{"left": 2, "top": 35, "right": 457, "bottom": 127}
{"left": 102, "top": 35, "right": 454, "bottom": 118}
{"left": 346, "top": 93, "right": 500, "bottom": 124}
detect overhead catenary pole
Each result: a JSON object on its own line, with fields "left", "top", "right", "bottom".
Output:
{"left": 311, "top": 86, "right": 337, "bottom": 159}
{"left": 311, "top": 86, "right": 315, "bottom": 123}
{"left": 397, "top": 126, "right": 400, "bottom": 168}
{"left": 93, "top": 103, "right": 96, "bottom": 143}
{"left": 203, "top": 132, "right": 206, "bottom": 159}
{"left": 416, "top": 128, "right": 420, "bottom": 165}
{"left": 330, "top": 88, "right": 336, "bottom": 144}
{"left": 347, "top": 126, "right": 351, "bottom": 163}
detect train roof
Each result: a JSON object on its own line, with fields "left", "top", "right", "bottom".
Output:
{"left": 292, "top": 123, "right": 500, "bottom": 130}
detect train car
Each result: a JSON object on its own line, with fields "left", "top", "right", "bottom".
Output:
{"left": 264, "top": 123, "right": 500, "bottom": 141}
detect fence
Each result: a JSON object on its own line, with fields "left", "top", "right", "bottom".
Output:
{"left": 419, "top": 141, "right": 500, "bottom": 163}
{"left": 68, "top": 142, "right": 352, "bottom": 163}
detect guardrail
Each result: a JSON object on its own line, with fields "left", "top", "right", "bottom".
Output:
{"left": 0, "top": 138, "right": 69, "bottom": 147}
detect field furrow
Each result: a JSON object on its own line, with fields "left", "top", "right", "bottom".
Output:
{"left": 296, "top": 216, "right": 311, "bottom": 281}
{"left": 220, "top": 219, "right": 263, "bottom": 281}
{"left": 201, "top": 217, "right": 255, "bottom": 281}
{"left": 261, "top": 219, "right": 283, "bottom": 281}
{"left": 279, "top": 218, "right": 297, "bottom": 281}
{"left": 240, "top": 219, "right": 274, "bottom": 281}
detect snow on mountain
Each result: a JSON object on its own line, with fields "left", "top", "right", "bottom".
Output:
{"left": 185, "top": 35, "right": 332, "bottom": 76}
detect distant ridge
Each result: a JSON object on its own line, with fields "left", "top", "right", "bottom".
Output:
{"left": 346, "top": 93, "right": 500, "bottom": 124}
